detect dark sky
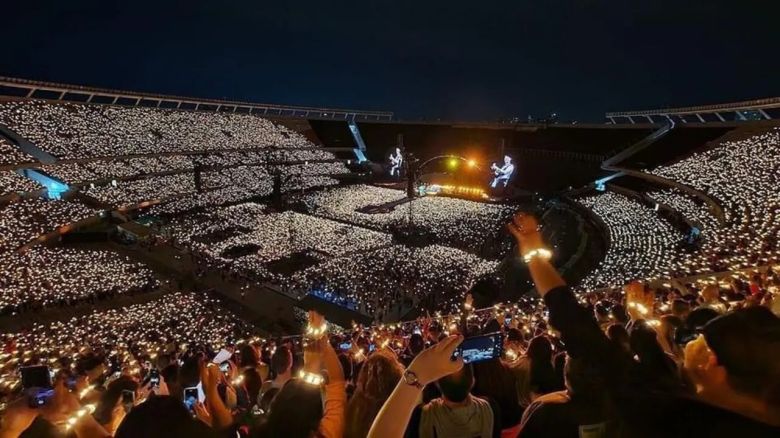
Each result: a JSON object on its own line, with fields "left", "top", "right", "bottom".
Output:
{"left": 2, "top": 1, "right": 778, "bottom": 122}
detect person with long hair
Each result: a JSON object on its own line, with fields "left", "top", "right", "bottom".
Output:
{"left": 628, "top": 321, "right": 682, "bottom": 392}
{"left": 526, "top": 335, "right": 563, "bottom": 401}
{"left": 238, "top": 344, "right": 268, "bottom": 407}
{"left": 473, "top": 358, "right": 523, "bottom": 433}
{"left": 345, "top": 349, "right": 404, "bottom": 438}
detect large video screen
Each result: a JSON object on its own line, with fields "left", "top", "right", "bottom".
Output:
{"left": 490, "top": 155, "right": 515, "bottom": 188}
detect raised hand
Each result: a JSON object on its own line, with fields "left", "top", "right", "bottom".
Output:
{"left": 199, "top": 362, "right": 223, "bottom": 393}
{"left": 406, "top": 334, "right": 464, "bottom": 386}
{"left": 507, "top": 212, "right": 545, "bottom": 255}
{"left": 194, "top": 401, "right": 212, "bottom": 427}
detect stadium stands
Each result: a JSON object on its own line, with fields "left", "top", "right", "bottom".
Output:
{"left": 0, "top": 96, "right": 779, "bottom": 437}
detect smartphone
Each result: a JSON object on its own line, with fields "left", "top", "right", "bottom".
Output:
{"left": 21, "top": 366, "right": 54, "bottom": 408}
{"left": 21, "top": 365, "right": 52, "bottom": 390}
{"left": 148, "top": 369, "right": 160, "bottom": 388}
{"left": 219, "top": 361, "right": 230, "bottom": 373}
{"left": 413, "top": 327, "right": 422, "bottom": 336}
{"left": 451, "top": 332, "right": 504, "bottom": 364}
{"left": 121, "top": 390, "right": 135, "bottom": 413}
{"left": 183, "top": 387, "right": 198, "bottom": 412}
{"left": 339, "top": 342, "right": 352, "bottom": 351}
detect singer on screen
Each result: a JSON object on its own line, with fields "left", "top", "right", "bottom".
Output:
{"left": 389, "top": 147, "right": 403, "bottom": 177}
{"left": 490, "top": 155, "right": 515, "bottom": 188}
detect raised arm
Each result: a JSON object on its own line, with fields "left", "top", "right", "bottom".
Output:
{"left": 508, "top": 213, "right": 616, "bottom": 357}
{"left": 318, "top": 332, "right": 347, "bottom": 438}
{"left": 507, "top": 213, "right": 566, "bottom": 296}
{"left": 367, "top": 335, "right": 463, "bottom": 438}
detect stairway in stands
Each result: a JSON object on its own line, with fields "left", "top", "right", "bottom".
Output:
{"left": 347, "top": 120, "right": 369, "bottom": 163}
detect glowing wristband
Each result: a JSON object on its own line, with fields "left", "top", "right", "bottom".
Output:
{"left": 64, "top": 404, "right": 96, "bottom": 430}
{"left": 522, "top": 248, "right": 552, "bottom": 263}
{"left": 298, "top": 370, "right": 324, "bottom": 386}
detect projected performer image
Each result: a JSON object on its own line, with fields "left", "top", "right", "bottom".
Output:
{"left": 389, "top": 147, "right": 403, "bottom": 177}
{"left": 490, "top": 155, "right": 515, "bottom": 188}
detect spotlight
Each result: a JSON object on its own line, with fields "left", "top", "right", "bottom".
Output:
{"left": 448, "top": 158, "right": 459, "bottom": 169}
{"left": 467, "top": 159, "right": 477, "bottom": 168}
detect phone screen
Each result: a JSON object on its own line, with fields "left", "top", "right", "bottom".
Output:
{"left": 121, "top": 389, "right": 135, "bottom": 404}
{"left": 183, "top": 387, "right": 198, "bottom": 411}
{"left": 149, "top": 369, "right": 160, "bottom": 387}
{"left": 219, "top": 361, "right": 230, "bottom": 373}
{"left": 451, "top": 332, "right": 504, "bottom": 364}
{"left": 21, "top": 366, "right": 52, "bottom": 390}
{"left": 121, "top": 389, "right": 135, "bottom": 412}
{"left": 339, "top": 342, "right": 352, "bottom": 351}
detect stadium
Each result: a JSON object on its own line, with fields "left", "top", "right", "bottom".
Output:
{"left": 1, "top": 2, "right": 779, "bottom": 437}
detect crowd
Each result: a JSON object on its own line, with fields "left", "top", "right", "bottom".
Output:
{"left": 0, "top": 247, "right": 159, "bottom": 316}
{"left": 162, "top": 202, "right": 499, "bottom": 318}
{"left": 0, "top": 292, "right": 257, "bottom": 402}
{"left": 40, "top": 156, "right": 196, "bottom": 185}
{"left": 575, "top": 129, "right": 780, "bottom": 292}
{"left": 147, "top": 188, "right": 265, "bottom": 217}
{"left": 83, "top": 174, "right": 197, "bottom": 208}
{"left": 0, "top": 138, "right": 36, "bottom": 167}
{"left": 576, "top": 192, "right": 683, "bottom": 291}
{"left": 1, "top": 214, "right": 778, "bottom": 438}
{"left": 0, "top": 198, "right": 100, "bottom": 253}
{"left": 201, "top": 167, "right": 273, "bottom": 194}
{"left": 280, "top": 175, "right": 341, "bottom": 194}
{"left": 647, "top": 188, "right": 719, "bottom": 232}
{"left": 35, "top": 153, "right": 346, "bottom": 189}
{"left": 296, "top": 185, "right": 516, "bottom": 254}
{"left": 176, "top": 210, "right": 393, "bottom": 285}
{"left": 648, "top": 128, "right": 780, "bottom": 276}
{"left": 0, "top": 101, "right": 316, "bottom": 160}
{"left": 1, "top": 100, "right": 780, "bottom": 436}
{"left": 0, "top": 171, "right": 41, "bottom": 196}
{"left": 284, "top": 244, "right": 499, "bottom": 318}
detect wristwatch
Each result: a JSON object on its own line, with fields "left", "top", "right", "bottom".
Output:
{"left": 403, "top": 369, "right": 423, "bottom": 389}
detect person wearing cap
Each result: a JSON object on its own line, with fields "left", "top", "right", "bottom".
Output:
{"left": 684, "top": 306, "right": 780, "bottom": 425}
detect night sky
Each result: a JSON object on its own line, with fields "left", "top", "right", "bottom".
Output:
{"left": 2, "top": 1, "right": 778, "bottom": 122}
